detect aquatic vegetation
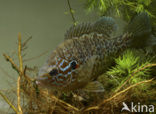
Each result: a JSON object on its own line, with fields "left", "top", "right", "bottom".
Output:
{"left": 36, "top": 12, "right": 155, "bottom": 95}
{"left": 1, "top": 17, "right": 156, "bottom": 114}
{"left": 84, "top": 0, "right": 156, "bottom": 20}
{"left": 105, "top": 50, "right": 152, "bottom": 90}
{"left": 107, "top": 50, "right": 152, "bottom": 82}
{"left": 0, "top": 1, "right": 156, "bottom": 113}
{"left": 107, "top": 50, "right": 141, "bottom": 76}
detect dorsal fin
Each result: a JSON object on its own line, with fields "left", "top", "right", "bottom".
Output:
{"left": 64, "top": 22, "right": 93, "bottom": 40}
{"left": 64, "top": 17, "right": 117, "bottom": 40}
{"left": 93, "top": 17, "right": 118, "bottom": 37}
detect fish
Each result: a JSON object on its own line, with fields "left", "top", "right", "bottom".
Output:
{"left": 36, "top": 12, "right": 155, "bottom": 92}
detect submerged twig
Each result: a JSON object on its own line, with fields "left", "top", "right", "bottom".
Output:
{"left": 84, "top": 78, "right": 154, "bottom": 112}
{"left": 3, "top": 33, "right": 80, "bottom": 113}
{"left": 3, "top": 54, "right": 32, "bottom": 82}
{"left": 3, "top": 54, "right": 19, "bottom": 73}
{"left": 115, "top": 63, "right": 156, "bottom": 93}
{"left": 17, "top": 33, "right": 23, "bottom": 114}
{"left": 0, "top": 91, "right": 18, "bottom": 113}
{"left": 100, "top": 78, "right": 154, "bottom": 105}
{"left": 23, "top": 50, "right": 48, "bottom": 62}
{"left": 18, "top": 33, "right": 23, "bottom": 72}
{"left": 17, "top": 76, "right": 22, "bottom": 114}
{"left": 22, "top": 36, "right": 32, "bottom": 50}
{"left": 41, "top": 91, "right": 80, "bottom": 112}
{"left": 67, "top": 0, "right": 77, "bottom": 26}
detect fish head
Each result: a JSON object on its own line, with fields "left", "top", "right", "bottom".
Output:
{"left": 36, "top": 45, "right": 82, "bottom": 90}
{"left": 36, "top": 39, "right": 96, "bottom": 91}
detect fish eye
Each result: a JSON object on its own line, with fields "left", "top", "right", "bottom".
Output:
{"left": 49, "top": 69, "right": 58, "bottom": 76}
{"left": 70, "top": 61, "right": 77, "bottom": 70}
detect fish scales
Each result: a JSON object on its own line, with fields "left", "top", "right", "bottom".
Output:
{"left": 36, "top": 13, "right": 154, "bottom": 92}
{"left": 37, "top": 32, "right": 131, "bottom": 90}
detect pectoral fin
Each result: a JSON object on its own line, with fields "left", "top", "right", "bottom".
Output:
{"left": 76, "top": 55, "right": 98, "bottom": 81}
{"left": 83, "top": 81, "right": 104, "bottom": 92}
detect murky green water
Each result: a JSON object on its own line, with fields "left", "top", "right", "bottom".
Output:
{"left": 0, "top": 0, "right": 98, "bottom": 113}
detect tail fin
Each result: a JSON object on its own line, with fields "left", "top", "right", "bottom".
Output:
{"left": 125, "top": 12, "right": 156, "bottom": 48}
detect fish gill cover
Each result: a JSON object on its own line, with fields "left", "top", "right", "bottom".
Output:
{"left": 0, "top": 0, "right": 156, "bottom": 113}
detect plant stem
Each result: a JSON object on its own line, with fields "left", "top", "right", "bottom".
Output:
{"left": 0, "top": 91, "right": 18, "bottom": 113}
{"left": 67, "top": 0, "right": 77, "bottom": 26}
{"left": 17, "top": 33, "right": 23, "bottom": 114}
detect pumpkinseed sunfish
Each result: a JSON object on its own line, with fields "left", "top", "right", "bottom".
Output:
{"left": 36, "top": 12, "right": 155, "bottom": 92}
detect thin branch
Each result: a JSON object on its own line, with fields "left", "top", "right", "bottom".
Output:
{"left": 67, "top": 0, "right": 77, "bottom": 26}
{"left": 22, "top": 36, "right": 32, "bottom": 49}
{"left": 2, "top": 34, "right": 80, "bottom": 113}
{"left": 41, "top": 91, "right": 79, "bottom": 112}
{"left": 115, "top": 63, "right": 156, "bottom": 93}
{"left": 83, "top": 78, "right": 154, "bottom": 112}
{"left": 17, "top": 76, "right": 22, "bottom": 114}
{"left": 3, "top": 54, "right": 32, "bottom": 82}
{"left": 3, "top": 54, "right": 19, "bottom": 73}
{"left": 23, "top": 50, "right": 48, "bottom": 62}
{"left": 10, "top": 36, "right": 32, "bottom": 58}
{"left": 17, "top": 33, "right": 23, "bottom": 114}
{"left": 18, "top": 33, "right": 23, "bottom": 73}
{"left": 0, "top": 91, "right": 18, "bottom": 113}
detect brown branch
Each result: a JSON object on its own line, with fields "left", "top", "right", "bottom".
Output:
{"left": 22, "top": 36, "right": 32, "bottom": 49}
{"left": 18, "top": 33, "right": 23, "bottom": 73}
{"left": 17, "top": 76, "right": 22, "bottom": 114}
{"left": 23, "top": 50, "right": 48, "bottom": 62}
{"left": 67, "top": 0, "right": 77, "bottom": 26}
{"left": 3, "top": 54, "right": 32, "bottom": 82}
{"left": 3, "top": 54, "right": 19, "bottom": 73}
{"left": 17, "top": 33, "right": 23, "bottom": 114}
{"left": 0, "top": 91, "right": 18, "bottom": 113}
{"left": 83, "top": 78, "right": 154, "bottom": 112}
{"left": 41, "top": 91, "right": 80, "bottom": 112}
{"left": 115, "top": 63, "right": 156, "bottom": 93}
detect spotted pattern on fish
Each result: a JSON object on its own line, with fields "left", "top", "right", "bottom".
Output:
{"left": 37, "top": 13, "right": 152, "bottom": 91}
{"left": 37, "top": 31, "right": 131, "bottom": 90}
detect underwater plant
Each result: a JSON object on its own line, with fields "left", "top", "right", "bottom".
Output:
{"left": 0, "top": 1, "right": 156, "bottom": 114}
{"left": 106, "top": 50, "right": 153, "bottom": 89}
{"left": 84, "top": 0, "right": 156, "bottom": 21}
{"left": 0, "top": 14, "right": 155, "bottom": 114}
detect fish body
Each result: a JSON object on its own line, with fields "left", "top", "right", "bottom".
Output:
{"left": 36, "top": 13, "right": 155, "bottom": 92}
